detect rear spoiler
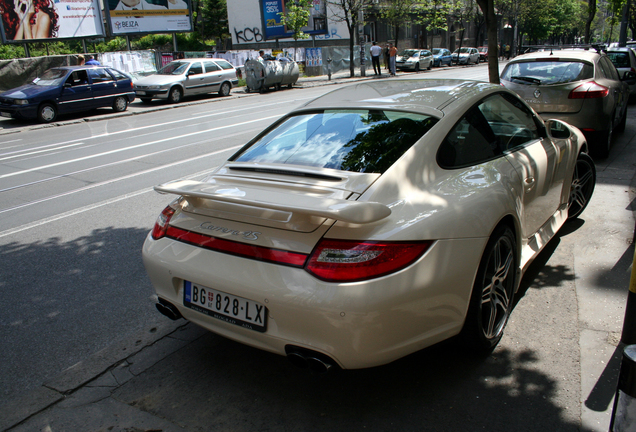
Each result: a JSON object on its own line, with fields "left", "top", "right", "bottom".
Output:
{"left": 155, "top": 180, "right": 391, "bottom": 224}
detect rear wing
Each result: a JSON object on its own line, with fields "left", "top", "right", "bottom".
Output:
{"left": 155, "top": 180, "right": 391, "bottom": 224}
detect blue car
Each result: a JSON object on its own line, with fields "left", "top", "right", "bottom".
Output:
{"left": 432, "top": 48, "right": 452, "bottom": 67}
{"left": 0, "top": 66, "right": 136, "bottom": 123}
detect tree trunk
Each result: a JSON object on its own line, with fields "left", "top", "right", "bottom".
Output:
{"left": 476, "top": 0, "right": 500, "bottom": 84}
{"left": 585, "top": 0, "right": 597, "bottom": 43}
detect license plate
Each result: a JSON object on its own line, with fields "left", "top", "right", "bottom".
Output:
{"left": 183, "top": 281, "right": 267, "bottom": 332}
{"left": 0, "top": 112, "right": 11, "bottom": 118}
{"left": 136, "top": 91, "right": 145, "bottom": 95}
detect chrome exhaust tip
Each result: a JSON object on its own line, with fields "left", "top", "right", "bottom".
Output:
{"left": 285, "top": 346, "right": 336, "bottom": 374}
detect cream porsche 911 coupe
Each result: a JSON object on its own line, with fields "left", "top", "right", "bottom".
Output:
{"left": 142, "top": 79, "right": 596, "bottom": 372}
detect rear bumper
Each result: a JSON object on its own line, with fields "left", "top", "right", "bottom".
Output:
{"left": 142, "top": 232, "right": 487, "bottom": 369}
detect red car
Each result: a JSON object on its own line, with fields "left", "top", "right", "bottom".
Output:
{"left": 478, "top": 46, "right": 488, "bottom": 62}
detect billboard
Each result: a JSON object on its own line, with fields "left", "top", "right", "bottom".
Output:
{"left": 262, "top": 0, "right": 327, "bottom": 40}
{"left": 0, "top": 0, "right": 105, "bottom": 43}
{"left": 104, "top": 0, "right": 192, "bottom": 36}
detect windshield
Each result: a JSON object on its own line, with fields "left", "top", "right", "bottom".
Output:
{"left": 432, "top": 49, "right": 442, "bottom": 55}
{"left": 398, "top": 50, "right": 418, "bottom": 58}
{"left": 501, "top": 60, "right": 594, "bottom": 85}
{"left": 158, "top": 61, "right": 190, "bottom": 75}
{"left": 233, "top": 110, "right": 438, "bottom": 173}
{"left": 455, "top": 48, "right": 471, "bottom": 54}
{"left": 32, "top": 69, "right": 67, "bottom": 86}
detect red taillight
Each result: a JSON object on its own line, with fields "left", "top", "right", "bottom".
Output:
{"left": 151, "top": 205, "right": 176, "bottom": 240}
{"left": 305, "top": 239, "right": 433, "bottom": 282}
{"left": 568, "top": 81, "right": 609, "bottom": 99}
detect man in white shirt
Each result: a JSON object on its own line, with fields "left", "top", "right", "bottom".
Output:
{"left": 370, "top": 41, "right": 382, "bottom": 75}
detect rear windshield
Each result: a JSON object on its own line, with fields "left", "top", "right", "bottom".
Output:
{"left": 501, "top": 60, "right": 594, "bottom": 85}
{"left": 608, "top": 52, "right": 630, "bottom": 68}
{"left": 233, "top": 110, "right": 438, "bottom": 173}
{"left": 399, "top": 50, "right": 419, "bottom": 58}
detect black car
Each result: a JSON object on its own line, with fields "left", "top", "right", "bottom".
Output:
{"left": 0, "top": 66, "right": 136, "bottom": 123}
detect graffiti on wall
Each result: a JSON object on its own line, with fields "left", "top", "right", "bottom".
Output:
{"left": 315, "top": 28, "right": 342, "bottom": 40}
{"left": 234, "top": 27, "right": 264, "bottom": 43}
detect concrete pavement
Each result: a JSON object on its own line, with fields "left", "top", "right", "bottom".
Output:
{"left": 1, "top": 67, "right": 635, "bottom": 431}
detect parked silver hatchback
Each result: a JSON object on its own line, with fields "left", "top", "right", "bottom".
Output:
{"left": 501, "top": 48, "right": 634, "bottom": 158}
{"left": 134, "top": 58, "right": 239, "bottom": 104}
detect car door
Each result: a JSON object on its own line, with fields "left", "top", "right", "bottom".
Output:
{"left": 87, "top": 68, "right": 119, "bottom": 108}
{"left": 58, "top": 70, "right": 93, "bottom": 114}
{"left": 184, "top": 62, "right": 205, "bottom": 96}
{"left": 203, "top": 60, "right": 223, "bottom": 93}
{"left": 486, "top": 94, "right": 568, "bottom": 237}
{"left": 597, "top": 56, "right": 627, "bottom": 127}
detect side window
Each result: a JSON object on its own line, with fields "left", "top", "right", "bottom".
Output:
{"left": 188, "top": 62, "right": 203, "bottom": 75}
{"left": 66, "top": 70, "right": 88, "bottom": 86}
{"left": 215, "top": 59, "right": 234, "bottom": 70}
{"left": 438, "top": 94, "right": 540, "bottom": 168}
{"left": 88, "top": 68, "right": 114, "bottom": 83}
{"left": 596, "top": 58, "right": 609, "bottom": 79}
{"left": 109, "top": 69, "right": 128, "bottom": 80}
{"left": 204, "top": 61, "right": 221, "bottom": 72}
{"left": 602, "top": 57, "right": 619, "bottom": 81}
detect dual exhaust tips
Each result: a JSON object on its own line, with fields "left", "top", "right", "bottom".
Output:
{"left": 155, "top": 299, "right": 336, "bottom": 374}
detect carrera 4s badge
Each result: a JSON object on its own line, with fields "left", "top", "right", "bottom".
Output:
{"left": 199, "top": 222, "right": 260, "bottom": 241}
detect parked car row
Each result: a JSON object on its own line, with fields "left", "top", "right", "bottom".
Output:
{"left": 0, "top": 58, "right": 239, "bottom": 123}
{"left": 396, "top": 46, "right": 484, "bottom": 72}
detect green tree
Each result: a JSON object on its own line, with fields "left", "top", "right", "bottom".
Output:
{"left": 378, "top": 0, "right": 421, "bottom": 48}
{"left": 195, "top": 0, "right": 230, "bottom": 49}
{"left": 327, "top": 0, "right": 374, "bottom": 77}
{"left": 279, "top": 0, "right": 313, "bottom": 45}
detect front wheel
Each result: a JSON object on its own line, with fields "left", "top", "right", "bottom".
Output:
{"left": 567, "top": 152, "right": 596, "bottom": 220}
{"left": 218, "top": 82, "right": 231, "bottom": 97}
{"left": 460, "top": 225, "right": 517, "bottom": 355}
{"left": 112, "top": 96, "right": 128, "bottom": 112}
{"left": 38, "top": 103, "right": 57, "bottom": 123}
{"left": 414, "top": 63, "right": 420, "bottom": 72}
{"left": 168, "top": 87, "right": 183, "bottom": 104}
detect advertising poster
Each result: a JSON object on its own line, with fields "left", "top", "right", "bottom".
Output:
{"left": 305, "top": 47, "right": 322, "bottom": 67}
{"left": 262, "top": 0, "right": 327, "bottom": 40}
{"left": 0, "top": 0, "right": 104, "bottom": 43}
{"left": 104, "top": 0, "right": 192, "bottom": 35}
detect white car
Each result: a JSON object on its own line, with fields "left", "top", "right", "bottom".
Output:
{"left": 395, "top": 49, "right": 433, "bottom": 71}
{"left": 134, "top": 58, "right": 238, "bottom": 104}
{"left": 452, "top": 47, "right": 480, "bottom": 65}
{"left": 143, "top": 79, "right": 595, "bottom": 372}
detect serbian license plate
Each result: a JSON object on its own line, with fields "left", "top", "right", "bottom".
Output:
{"left": 136, "top": 91, "right": 146, "bottom": 95}
{"left": 0, "top": 112, "right": 11, "bottom": 118}
{"left": 183, "top": 281, "right": 267, "bottom": 332}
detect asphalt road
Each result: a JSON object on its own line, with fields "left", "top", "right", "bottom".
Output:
{"left": 0, "top": 63, "right": 634, "bottom": 431}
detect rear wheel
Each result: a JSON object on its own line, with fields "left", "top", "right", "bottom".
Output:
{"left": 168, "top": 87, "right": 183, "bottom": 104}
{"left": 460, "top": 225, "right": 517, "bottom": 355}
{"left": 427, "top": 61, "right": 432, "bottom": 70}
{"left": 37, "top": 103, "right": 57, "bottom": 123}
{"left": 595, "top": 121, "right": 613, "bottom": 159}
{"left": 112, "top": 96, "right": 128, "bottom": 112}
{"left": 218, "top": 82, "right": 231, "bottom": 97}
{"left": 617, "top": 108, "right": 627, "bottom": 133}
{"left": 567, "top": 153, "right": 596, "bottom": 219}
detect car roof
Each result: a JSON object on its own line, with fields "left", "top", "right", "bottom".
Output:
{"left": 297, "top": 79, "right": 504, "bottom": 117}
{"left": 607, "top": 47, "right": 633, "bottom": 52}
{"left": 509, "top": 49, "right": 602, "bottom": 63}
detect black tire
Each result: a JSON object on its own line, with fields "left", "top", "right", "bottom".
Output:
{"left": 415, "top": 63, "right": 420, "bottom": 72}
{"left": 617, "top": 108, "right": 627, "bottom": 133}
{"left": 595, "top": 121, "right": 613, "bottom": 159}
{"left": 140, "top": 97, "right": 153, "bottom": 103}
{"left": 112, "top": 96, "right": 128, "bottom": 112}
{"left": 218, "top": 82, "right": 231, "bottom": 97}
{"left": 288, "top": 83, "right": 293, "bottom": 89}
{"left": 567, "top": 152, "right": 596, "bottom": 220}
{"left": 37, "top": 103, "right": 57, "bottom": 123}
{"left": 460, "top": 225, "right": 517, "bottom": 355}
{"left": 168, "top": 87, "right": 183, "bottom": 104}
{"left": 427, "top": 61, "right": 432, "bottom": 70}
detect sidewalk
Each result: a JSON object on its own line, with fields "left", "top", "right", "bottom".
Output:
{"left": 1, "top": 64, "right": 633, "bottom": 432}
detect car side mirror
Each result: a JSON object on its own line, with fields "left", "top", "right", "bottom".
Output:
{"left": 622, "top": 71, "right": 636, "bottom": 84}
{"left": 64, "top": 82, "right": 72, "bottom": 88}
{"left": 545, "top": 119, "right": 571, "bottom": 139}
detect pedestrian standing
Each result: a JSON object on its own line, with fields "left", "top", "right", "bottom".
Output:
{"left": 384, "top": 44, "right": 390, "bottom": 71}
{"left": 370, "top": 41, "right": 382, "bottom": 75}
{"left": 85, "top": 55, "right": 100, "bottom": 65}
{"left": 389, "top": 43, "right": 397, "bottom": 76}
